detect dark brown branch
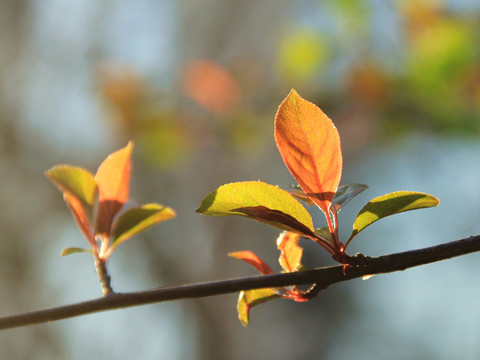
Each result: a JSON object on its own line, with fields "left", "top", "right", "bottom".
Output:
{"left": 1, "top": 234, "right": 480, "bottom": 330}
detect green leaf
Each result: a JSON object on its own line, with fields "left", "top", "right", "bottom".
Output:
{"left": 60, "top": 247, "right": 94, "bottom": 257}
{"left": 332, "top": 183, "right": 368, "bottom": 211}
{"left": 197, "top": 181, "right": 314, "bottom": 236}
{"left": 45, "top": 165, "right": 97, "bottom": 209}
{"left": 349, "top": 191, "right": 440, "bottom": 240}
{"left": 237, "top": 288, "right": 281, "bottom": 327}
{"left": 46, "top": 166, "right": 97, "bottom": 245}
{"left": 111, "top": 203, "right": 176, "bottom": 250}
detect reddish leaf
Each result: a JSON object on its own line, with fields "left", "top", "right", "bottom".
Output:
{"left": 237, "top": 288, "right": 281, "bottom": 327}
{"left": 228, "top": 251, "right": 274, "bottom": 275}
{"left": 63, "top": 192, "right": 95, "bottom": 246}
{"left": 95, "top": 141, "right": 134, "bottom": 235}
{"left": 276, "top": 232, "right": 303, "bottom": 272}
{"left": 274, "top": 89, "right": 343, "bottom": 214}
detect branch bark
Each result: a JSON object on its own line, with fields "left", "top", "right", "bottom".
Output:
{"left": 1, "top": 234, "right": 480, "bottom": 330}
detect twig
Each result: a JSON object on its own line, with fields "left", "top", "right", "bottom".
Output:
{"left": 1, "top": 234, "right": 479, "bottom": 330}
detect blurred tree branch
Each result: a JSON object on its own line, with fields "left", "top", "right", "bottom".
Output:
{"left": 1, "top": 234, "right": 479, "bottom": 330}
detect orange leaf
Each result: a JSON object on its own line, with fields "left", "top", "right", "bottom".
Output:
{"left": 228, "top": 251, "right": 274, "bottom": 275}
{"left": 95, "top": 141, "right": 134, "bottom": 235}
{"left": 276, "top": 232, "right": 303, "bottom": 272}
{"left": 274, "top": 89, "right": 343, "bottom": 214}
{"left": 63, "top": 192, "right": 95, "bottom": 246}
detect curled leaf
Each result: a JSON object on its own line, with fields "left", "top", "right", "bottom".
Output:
{"left": 276, "top": 232, "right": 303, "bottom": 272}
{"left": 228, "top": 251, "right": 274, "bottom": 275}
{"left": 349, "top": 191, "right": 440, "bottom": 241}
{"left": 196, "top": 181, "right": 314, "bottom": 236}
{"left": 95, "top": 141, "right": 134, "bottom": 235}
{"left": 275, "top": 89, "right": 343, "bottom": 214}
{"left": 111, "top": 203, "right": 176, "bottom": 251}
{"left": 237, "top": 288, "right": 281, "bottom": 327}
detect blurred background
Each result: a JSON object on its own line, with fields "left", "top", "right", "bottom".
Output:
{"left": 1, "top": 0, "right": 480, "bottom": 358}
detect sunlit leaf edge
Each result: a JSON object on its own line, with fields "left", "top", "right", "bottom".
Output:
{"left": 111, "top": 203, "right": 176, "bottom": 250}
{"left": 349, "top": 190, "right": 440, "bottom": 241}
{"left": 237, "top": 288, "right": 281, "bottom": 327}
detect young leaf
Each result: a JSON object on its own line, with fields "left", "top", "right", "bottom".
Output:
{"left": 274, "top": 89, "right": 343, "bottom": 214}
{"left": 63, "top": 192, "right": 95, "bottom": 246}
{"left": 60, "top": 247, "right": 94, "bottom": 257}
{"left": 282, "top": 185, "right": 315, "bottom": 206}
{"left": 332, "top": 183, "right": 368, "bottom": 212}
{"left": 314, "top": 227, "right": 335, "bottom": 248}
{"left": 196, "top": 181, "right": 315, "bottom": 236}
{"left": 276, "top": 232, "right": 303, "bottom": 272}
{"left": 45, "top": 165, "right": 97, "bottom": 211}
{"left": 228, "top": 251, "right": 274, "bottom": 275}
{"left": 285, "top": 183, "right": 368, "bottom": 211}
{"left": 237, "top": 288, "right": 281, "bottom": 327}
{"left": 111, "top": 203, "right": 176, "bottom": 250}
{"left": 349, "top": 191, "right": 440, "bottom": 240}
{"left": 95, "top": 141, "right": 134, "bottom": 235}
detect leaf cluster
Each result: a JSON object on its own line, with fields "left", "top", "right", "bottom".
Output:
{"left": 46, "top": 142, "right": 175, "bottom": 262}
{"left": 45, "top": 90, "right": 439, "bottom": 326}
{"left": 197, "top": 90, "right": 439, "bottom": 325}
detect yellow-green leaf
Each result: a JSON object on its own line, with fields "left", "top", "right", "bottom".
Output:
{"left": 196, "top": 181, "right": 314, "bottom": 236}
{"left": 237, "top": 288, "right": 281, "bottom": 327}
{"left": 60, "top": 247, "right": 94, "bottom": 257}
{"left": 45, "top": 165, "right": 97, "bottom": 209}
{"left": 349, "top": 191, "right": 440, "bottom": 240}
{"left": 45, "top": 166, "right": 97, "bottom": 246}
{"left": 111, "top": 203, "right": 176, "bottom": 250}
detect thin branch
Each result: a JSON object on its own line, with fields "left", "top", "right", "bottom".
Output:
{"left": 1, "top": 234, "right": 480, "bottom": 330}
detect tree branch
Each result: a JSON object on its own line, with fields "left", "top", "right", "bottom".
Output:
{"left": 1, "top": 234, "right": 480, "bottom": 330}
